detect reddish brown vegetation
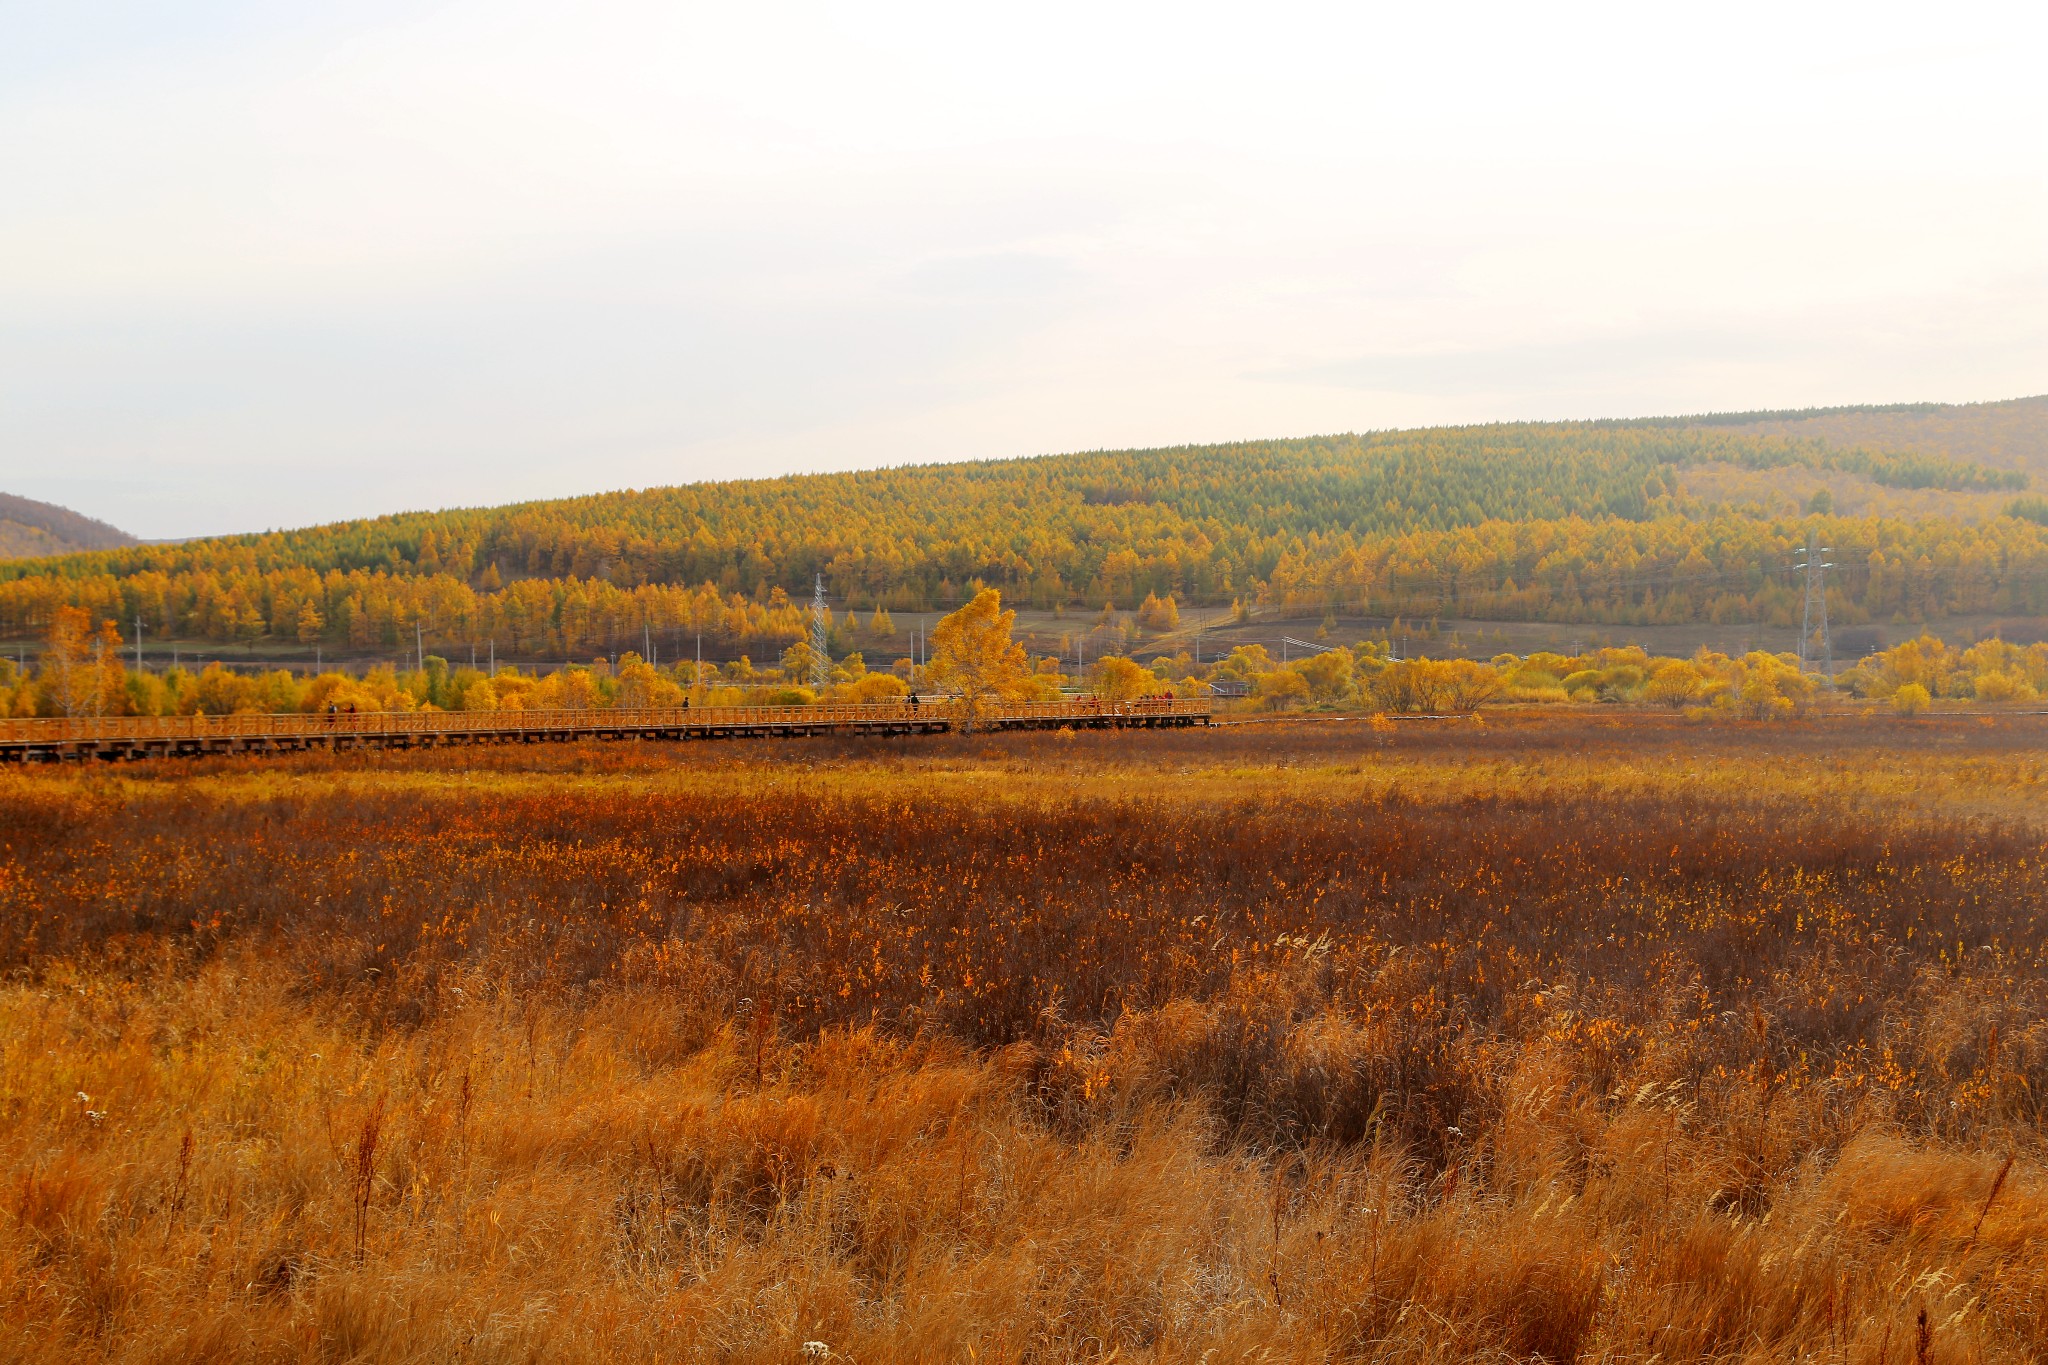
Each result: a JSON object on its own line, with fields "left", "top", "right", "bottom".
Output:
{"left": 3, "top": 714, "right": 2046, "bottom": 1360}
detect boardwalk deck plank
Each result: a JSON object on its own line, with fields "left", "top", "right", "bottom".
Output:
{"left": 0, "top": 700, "right": 1209, "bottom": 762}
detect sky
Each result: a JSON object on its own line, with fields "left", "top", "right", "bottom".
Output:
{"left": 1, "top": 1, "right": 2044, "bottom": 539}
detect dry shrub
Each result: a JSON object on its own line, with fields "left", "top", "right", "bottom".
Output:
{"left": 3, "top": 715, "right": 2046, "bottom": 1360}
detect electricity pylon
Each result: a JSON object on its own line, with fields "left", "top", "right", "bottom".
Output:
{"left": 811, "top": 573, "right": 830, "bottom": 690}
{"left": 1796, "top": 529, "right": 1832, "bottom": 683}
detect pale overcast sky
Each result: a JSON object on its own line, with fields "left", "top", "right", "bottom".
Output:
{"left": 2, "top": 1, "right": 2043, "bottom": 538}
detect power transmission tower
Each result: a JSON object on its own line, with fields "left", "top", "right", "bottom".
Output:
{"left": 1797, "top": 529, "right": 1832, "bottom": 682}
{"left": 810, "top": 573, "right": 830, "bottom": 690}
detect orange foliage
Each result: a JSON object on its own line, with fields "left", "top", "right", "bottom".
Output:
{"left": 3, "top": 716, "right": 2047, "bottom": 1358}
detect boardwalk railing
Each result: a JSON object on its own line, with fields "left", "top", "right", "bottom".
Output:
{"left": 0, "top": 696, "right": 1210, "bottom": 761}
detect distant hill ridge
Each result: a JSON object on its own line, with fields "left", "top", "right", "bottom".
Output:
{"left": 2, "top": 396, "right": 2046, "bottom": 651}
{"left": 6, "top": 397, "right": 2043, "bottom": 570}
{"left": 1657, "top": 395, "right": 2048, "bottom": 478}
{"left": 1653, "top": 401, "right": 1960, "bottom": 425}
{"left": 0, "top": 493, "right": 138, "bottom": 561}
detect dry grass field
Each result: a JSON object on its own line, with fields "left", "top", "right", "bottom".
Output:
{"left": 4, "top": 712, "right": 2047, "bottom": 1362}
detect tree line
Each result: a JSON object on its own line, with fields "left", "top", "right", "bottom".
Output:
{"left": 2, "top": 508, "right": 2042, "bottom": 659}
{"left": 1, "top": 422, "right": 2040, "bottom": 655}
{"left": 10, "top": 593, "right": 2041, "bottom": 723}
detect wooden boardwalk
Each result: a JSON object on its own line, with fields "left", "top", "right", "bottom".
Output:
{"left": 0, "top": 698, "right": 1210, "bottom": 762}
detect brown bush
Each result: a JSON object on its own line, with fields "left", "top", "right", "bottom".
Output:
{"left": 2, "top": 712, "right": 2045, "bottom": 1360}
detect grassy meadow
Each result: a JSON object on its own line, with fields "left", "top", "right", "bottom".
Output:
{"left": 4, "top": 712, "right": 2048, "bottom": 1361}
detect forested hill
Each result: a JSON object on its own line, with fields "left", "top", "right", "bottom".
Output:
{"left": 4, "top": 400, "right": 2048, "bottom": 655}
{"left": 1659, "top": 394, "right": 2048, "bottom": 479}
{"left": 0, "top": 493, "right": 138, "bottom": 562}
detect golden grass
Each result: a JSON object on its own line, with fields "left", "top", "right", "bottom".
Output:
{"left": 3, "top": 712, "right": 2046, "bottom": 1361}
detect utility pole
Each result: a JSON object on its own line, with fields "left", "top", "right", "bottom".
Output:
{"left": 415, "top": 618, "right": 425, "bottom": 675}
{"left": 1797, "top": 530, "right": 1833, "bottom": 682}
{"left": 810, "top": 573, "right": 830, "bottom": 690}
{"left": 133, "top": 616, "right": 144, "bottom": 673}
{"left": 489, "top": 638, "right": 496, "bottom": 677}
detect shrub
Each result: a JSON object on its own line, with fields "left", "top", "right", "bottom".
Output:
{"left": 1255, "top": 669, "right": 1309, "bottom": 710}
{"left": 5, "top": 720, "right": 2048, "bottom": 1358}
{"left": 834, "top": 673, "right": 909, "bottom": 704}
{"left": 1972, "top": 671, "right": 2038, "bottom": 704}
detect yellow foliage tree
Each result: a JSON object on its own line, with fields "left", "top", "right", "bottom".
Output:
{"left": 1255, "top": 669, "right": 1309, "bottom": 710}
{"left": 613, "top": 653, "right": 682, "bottom": 709}
{"left": 42, "top": 605, "right": 124, "bottom": 718}
{"left": 1292, "top": 650, "right": 1354, "bottom": 703}
{"left": 928, "top": 588, "right": 1029, "bottom": 729}
{"left": 1093, "top": 655, "right": 1152, "bottom": 701}
{"left": 1136, "top": 592, "right": 1180, "bottom": 632}
{"left": 780, "top": 639, "right": 821, "bottom": 682}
